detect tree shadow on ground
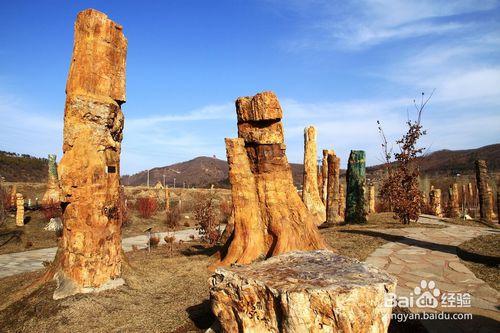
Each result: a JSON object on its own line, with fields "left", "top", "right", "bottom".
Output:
{"left": 180, "top": 244, "right": 220, "bottom": 257}
{"left": 185, "top": 299, "right": 215, "bottom": 330}
{"left": 341, "top": 229, "right": 500, "bottom": 266}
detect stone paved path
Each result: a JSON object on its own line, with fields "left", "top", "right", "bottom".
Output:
{"left": 365, "top": 216, "right": 499, "bottom": 332}
{"left": 0, "top": 228, "right": 200, "bottom": 279}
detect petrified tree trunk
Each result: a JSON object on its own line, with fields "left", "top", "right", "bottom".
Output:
{"left": 345, "top": 150, "right": 367, "bottom": 223}
{"left": 41, "top": 154, "right": 61, "bottom": 206}
{"left": 213, "top": 92, "right": 327, "bottom": 267}
{"left": 429, "top": 188, "right": 442, "bottom": 217}
{"left": 487, "top": 184, "right": 496, "bottom": 220}
{"left": 448, "top": 183, "right": 460, "bottom": 218}
{"left": 326, "top": 152, "right": 341, "bottom": 224}
{"left": 211, "top": 250, "right": 396, "bottom": 333}
{"left": 368, "top": 184, "right": 376, "bottom": 214}
{"left": 339, "top": 183, "right": 345, "bottom": 220}
{"left": 321, "top": 149, "right": 330, "bottom": 204}
{"left": 302, "top": 126, "right": 326, "bottom": 224}
{"left": 475, "top": 160, "right": 492, "bottom": 223}
{"left": 165, "top": 186, "right": 170, "bottom": 212}
{"left": 15, "top": 193, "right": 24, "bottom": 227}
{"left": 54, "top": 9, "right": 127, "bottom": 299}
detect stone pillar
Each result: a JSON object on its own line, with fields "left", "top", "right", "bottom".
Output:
{"left": 448, "top": 183, "right": 460, "bottom": 218}
{"left": 475, "top": 160, "right": 492, "bottom": 223}
{"left": 42, "top": 154, "right": 61, "bottom": 206}
{"left": 368, "top": 184, "right": 376, "bottom": 214}
{"left": 55, "top": 9, "right": 127, "bottom": 299}
{"left": 15, "top": 193, "right": 24, "bottom": 226}
{"left": 487, "top": 184, "right": 496, "bottom": 220}
{"left": 325, "top": 152, "right": 341, "bottom": 224}
{"left": 302, "top": 126, "right": 326, "bottom": 224}
{"left": 213, "top": 92, "right": 327, "bottom": 267}
{"left": 345, "top": 150, "right": 367, "bottom": 223}
{"left": 211, "top": 251, "right": 396, "bottom": 332}
{"left": 321, "top": 149, "right": 330, "bottom": 204}
{"left": 339, "top": 183, "right": 345, "bottom": 220}
{"left": 429, "top": 188, "right": 442, "bottom": 217}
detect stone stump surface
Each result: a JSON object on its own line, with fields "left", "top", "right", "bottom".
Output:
{"left": 210, "top": 250, "right": 396, "bottom": 333}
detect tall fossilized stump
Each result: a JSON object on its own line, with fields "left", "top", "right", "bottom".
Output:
{"left": 475, "top": 160, "right": 492, "bottom": 222}
{"left": 321, "top": 149, "right": 330, "bottom": 204}
{"left": 429, "top": 188, "right": 442, "bottom": 217}
{"left": 345, "top": 150, "right": 367, "bottom": 223}
{"left": 368, "top": 184, "right": 376, "bottom": 214}
{"left": 42, "top": 154, "right": 61, "bottom": 206}
{"left": 302, "top": 126, "right": 326, "bottom": 224}
{"left": 214, "top": 92, "right": 327, "bottom": 267}
{"left": 448, "top": 183, "right": 460, "bottom": 218}
{"left": 16, "top": 193, "right": 24, "bottom": 226}
{"left": 326, "top": 151, "right": 341, "bottom": 224}
{"left": 339, "top": 183, "right": 345, "bottom": 219}
{"left": 55, "top": 9, "right": 127, "bottom": 299}
{"left": 211, "top": 250, "right": 396, "bottom": 333}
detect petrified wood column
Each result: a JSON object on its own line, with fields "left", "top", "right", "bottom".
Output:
{"left": 345, "top": 150, "right": 367, "bottom": 223}
{"left": 429, "top": 188, "right": 442, "bottom": 217}
{"left": 211, "top": 250, "right": 396, "bottom": 332}
{"left": 448, "top": 183, "right": 460, "bottom": 218}
{"left": 475, "top": 160, "right": 492, "bottom": 222}
{"left": 15, "top": 193, "right": 24, "bottom": 226}
{"left": 42, "top": 154, "right": 61, "bottom": 206}
{"left": 326, "top": 152, "right": 341, "bottom": 224}
{"left": 320, "top": 149, "right": 330, "bottom": 204}
{"left": 214, "top": 92, "right": 327, "bottom": 267}
{"left": 368, "top": 184, "right": 376, "bottom": 214}
{"left": 55, "top": 9, "right": 127, "bottom": 299}
{"left": 339, "top": 183, "right": 345, "bottom": 219}
{"left": 302, "top": 126, "right": 326, "bottom": 224}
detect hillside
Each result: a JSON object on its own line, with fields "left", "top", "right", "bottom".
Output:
{"left": 367, "top": 144, "right": 500, "bottom": 176}
{"left": 0, "top": 151, "right": 48, "bottom": 182}
{"left": 2, "top": 144, "right": 499, "bottom": 185}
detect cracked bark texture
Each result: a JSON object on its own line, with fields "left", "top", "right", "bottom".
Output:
{"left": 326, "top": 152, "right": 341, "bottom": 224}
{"left": 475, "top": 160, "right": 492, "bottom": 223}
{"left": 429, "top": 188, "right": 442, "bottom": 217}
{"left": 368, "top": 184, "right": 376, "bottom": 214}
{"left": 339, "top": 183, "right": 345, "bottom": 220}
{"left": 213, "top": 92, "right": 327, "bottom": 267}
{"left": 211, "top": 250, "right": 396, "bottom": 332}
{"left": 302, "top": 126, "right": 326, "bottom": 224}
{"left": 55, "top": 9, "right": 127, "bottom": 299}
{"left": 345, "top": 150, "right": 367, "bottom": 223}
{"left": 320, "top": 149, "right": 331, "bottom": 204}
{"left": 42, "top": 154, "right": 61, "bottom": 206}
{"left": 16, "top": 193, "right": 24, "bottom": 227}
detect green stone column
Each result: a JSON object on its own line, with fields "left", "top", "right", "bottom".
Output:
{"left": 345, "top": 150, "right": 367, "bottom": 223}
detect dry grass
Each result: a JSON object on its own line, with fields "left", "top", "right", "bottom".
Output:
{"left": 458, "top": 234, "right": 500, "bottom": 291}
{"left": 0, "top": 213, "right": 440, "bottom": 332}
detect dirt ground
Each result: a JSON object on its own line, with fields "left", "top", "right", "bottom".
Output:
{"left": 0, "top": 213, "right": 437, "bottom": 333}
{"left": 458, "top": 233, "right": 500, "bottom": 292}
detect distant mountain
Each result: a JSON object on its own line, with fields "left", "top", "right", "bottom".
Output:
{"left": 2, "top": 144, "right": 499, "bottom": 184}
{"left": 0, "top": 151, "right": 48, "bottom": 182}
{"left": 367, "top": 144, "right": 500, "bottom": 176}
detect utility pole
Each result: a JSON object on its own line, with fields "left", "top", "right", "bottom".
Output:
{"left": 147, "top": 169, "right": 150, "bottom": 188}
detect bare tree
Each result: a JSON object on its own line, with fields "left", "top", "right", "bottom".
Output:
{"left": 377, "top": 91, "right": 433, "bottom": 224}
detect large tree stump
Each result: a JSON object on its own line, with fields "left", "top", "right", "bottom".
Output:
{"left": 448, "top": 183, "right": 460, "bottom": 218}
{"left": 54, "top": 9, "right": 127, "bottom": 299}
{"left": 210, "top": 250, "right": 396, "bottom": 333}
{"left": 345, "top": 150, "right": 367, "bottom": 223}
{"left": 475, "top": 160, "right": 492, "bottom": 223}
{"left": 213, "top": 92, "right": 327, "bottom": 267}
{"left": 302, "top": 126, "right": 326, "bottom": 224}
{"left": 368, "top": 183, "right": 376, "bottom": 214}
{"left": 320, "top": 149, "right": 331, "bottom": 204}
{"left": 429, "top": 188, "right": 442, "bottom": 217}
{"left": 41, "top": 154, "right": 61, "bottom": 206}
{"left": 15, "top": 193, "right": 24, "bottom": 227}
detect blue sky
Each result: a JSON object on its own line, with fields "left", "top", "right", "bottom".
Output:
{"left": 1, "top": 0, "right": 499, "bottom": 175}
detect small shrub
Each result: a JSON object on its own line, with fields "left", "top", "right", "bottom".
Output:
{"left": 136, "top": 197, "right": 158, "bottom": 219}
{"left": 219, "top": 200, "right": 232, "bottom": 224}
{"left": 149, "top": 234, "right": 160, "bottom": 247}
{"left": 189, "top": 234, "right": 195, "bottom": 240}
{"left": 194, "top": 193, "right": 221, "bottom": 245}
{"left": 164, "top": 235, "right": 175, "bottom": 243}
{"left": 165, "top": 206, "right": 180, "bottom": 230}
